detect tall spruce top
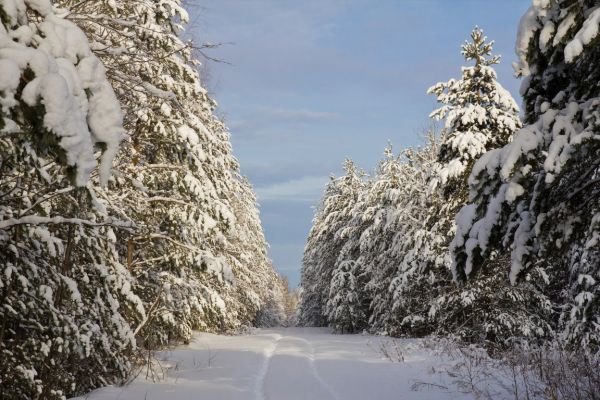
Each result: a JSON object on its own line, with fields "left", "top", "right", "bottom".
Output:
{"left": 428, "top": 27, "right": 521, "bottom": 202}
{"left": 461, "top": 27, "right": 501, "bottom": 68}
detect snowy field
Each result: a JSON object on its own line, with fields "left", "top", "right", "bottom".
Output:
{"left": 72, "top": 327, "right": 491, "bottom": 400}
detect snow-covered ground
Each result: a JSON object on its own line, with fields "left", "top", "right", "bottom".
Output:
{"left": 73, "top": 327, "right": 482, "bottom": 400}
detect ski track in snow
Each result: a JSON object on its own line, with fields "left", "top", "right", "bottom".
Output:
{"left": 260, "top": 334, "right": 340, "bottom": 400}
{"left": 254, "top": 333, "right": 282, "bottom": 400}
{"left": 293, "top": 335, "right": 340, "bottom": 400}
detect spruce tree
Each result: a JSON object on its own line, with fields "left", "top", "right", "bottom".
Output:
{"left": 298, "top": 178, "right": 340, "bottom": 327}
{"left": 228, "top": 175, "right": 287, "bottom": 327}
{"left": 332, "top": 174, "right": 372, "bottom": 329}
{"left": 428, "top": 26, "right": 521, "bottom": 210}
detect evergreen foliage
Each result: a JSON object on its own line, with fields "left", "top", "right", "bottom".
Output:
{"left": 2, "top": 0, "right": 600, "bottom": 397}
{"left": 299, "top": 24, "right": 566, "bottom": 350}
{"left": 0, "top": 1, "right": 142, "bottom": 397}
{"left": 56, "top": 0, "right": 286, "bottom": 342}
{"left": 423, "top": 27, "right": 544, "bottom": 345}
{"left": 453, "top": 0, "right": 600, "bottom": 352}
{"left": 326, "top": 260, "right": 365, "bottom": 333}
{"left": 0, "top": 0, "right": 286, "bottom": 398}
{"left": 298, "top": 160, "right": 365, "bottom": 327}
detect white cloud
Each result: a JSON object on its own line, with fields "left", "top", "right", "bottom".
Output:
{"left": 255, "top": 175, "right": 330, "bottom": 202}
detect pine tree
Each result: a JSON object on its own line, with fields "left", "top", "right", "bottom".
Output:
{"left": 229, "top": 175, "right": 287, "bottom": 328}
{"left": 299, "top": 160, "right": 365, "bottom": 327}
{"left": 453, "top": 1, "right": 600, "bottom": 351}
{"left": 428, "top": 27, "right": 521, "bottom": 206}
{"left": 368, "top": 133, "right": 442, "bottom": 336}
{"left": 390, "top": 28, "right": 524, "bottom": 343}
{"left": 59, "top": 0, "right": 284, "bottom": 344}
{"left": 336, "top": 143, "right": 430, "bottom": 334}
{"left": 298, "top": 178, "right": 340, "bottom": 327}
{"left": 326, "top": 260, "right": 365, "bottom": 334}
{"left": 1, "top": 0, "right": 285, "bottom": 397}
{"left": 0, "top": 1, "right": 143, "bottom": 398}
{"left": 427, "top": 29, "right": 547, "bottom": 346}
{"left": 332, "top": 175, "right": 372, "bottom": 328}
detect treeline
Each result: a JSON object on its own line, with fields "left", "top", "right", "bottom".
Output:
{"left": 0, "top": 0, "right": 287, "bottom": 399}
{"left": 299, "top": 2, "right": 599, "bottom": 356}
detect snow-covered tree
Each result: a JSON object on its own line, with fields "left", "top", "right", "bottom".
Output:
{"left": 326, "top": 260, "right": 365, "bottom": 334}
{"left": 1, "top": 0, "right": 285, "bottom": 397}
{"left": 227, "top": 175, "right": 287, "bottom": 328}
{"left": 379, "top": 29, "right": 526, "bottom": 344}
{"left": 58, "top": 0, "right": 283, "bottom": 344}
{"left": 331, "top": 177, "right": 372, "bottom": 327}
{"left": 332, "top": 142, "right": 434, "bottom": 335}
{"left": 428, "top": 27, "right": 521, "bottom": 206}
{"left": 415, "top": 28, "right": 530, "bottom": 344}
{"left": 282, "top": 282, "right": 302, "bottom": 326}
{"left": 299, "top": 160, "right": 365, "bottom": 327}
{"left": 298, "top": 178, "right": 339, "bottom": 327}
{"left": 0, "top": 1, "right": 144, "bottom": 398}
{"left": 367, "top": 133, "right": 442, "bottom": 336}
{"left": 453, "top": 1, "right": 600, "bottom": 351}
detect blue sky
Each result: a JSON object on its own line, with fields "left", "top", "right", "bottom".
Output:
{"left": 188, "top": 0, "right": 531, "bottom": 287}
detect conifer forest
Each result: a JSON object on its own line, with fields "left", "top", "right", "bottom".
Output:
{"left": 1, "top": 1, "right": 599, "bottom": 399}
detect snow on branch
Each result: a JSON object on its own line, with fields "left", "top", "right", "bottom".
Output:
{"left": 0, "top": 215, "right": 134, "bottom": 230}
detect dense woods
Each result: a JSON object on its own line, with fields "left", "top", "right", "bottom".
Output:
{"left": 1, "top": 0, "right": 600, "bottom": 399}
{"left": 299, "top": 2, "right": 600, "bottom": 358}
{"left": 0, "top": 1, "right": 287, "bottom": 398}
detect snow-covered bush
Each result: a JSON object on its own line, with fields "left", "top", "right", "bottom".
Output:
{"left": 431, "top": 338, "right": 600, "bottom": 400}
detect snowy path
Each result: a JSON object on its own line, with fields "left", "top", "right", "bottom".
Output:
{"left": 259, "top": 335, "right": 339, "bottom": 400}
{"left": 72, "top": 328, "right": 477, "bottom": 400}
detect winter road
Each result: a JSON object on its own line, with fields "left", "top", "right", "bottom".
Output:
{"left": 72, "top": 328, "right": 477, "bottom": 400}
